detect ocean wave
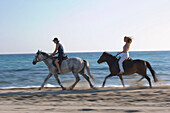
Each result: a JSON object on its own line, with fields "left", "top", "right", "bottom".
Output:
{"left": 0, "top": 81, "right": 12, "bottom": 84}
{"left": 14, "top": 69, "right": 32, "bottom": 72}
{"left": 0, "top": 68, "right": 32, "bottom": 72}
{"left": 0, "top": 84, "right": 123, "bottom": 89}
{"left": 1, "top": 83, "right": 170, "bottom": 89}
{"left": 0, "top": 86, "right": 40, "bottom": 89}
{"left": 90, "top": 67, "right": 108, "bottom": 71}
{"left": 0, "top": 84, "right": 58, "bottom": 89}
{"left": 0, "top": 69, "right": 49, "bottom": 74}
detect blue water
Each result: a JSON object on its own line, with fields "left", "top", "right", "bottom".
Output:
{"left": 0, "top": 51, "right": 170, "bottom": 88}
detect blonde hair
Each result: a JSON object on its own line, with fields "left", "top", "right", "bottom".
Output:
{"left": 124, "top": 36, "right": 132, "bottom": 44}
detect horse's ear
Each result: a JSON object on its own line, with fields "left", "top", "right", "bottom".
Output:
{"left": 38, "top": 50, "right": 40, "bottom": 53}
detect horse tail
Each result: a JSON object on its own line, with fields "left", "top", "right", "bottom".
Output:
{"left": 83, "top": 60, "right": 95, "bottom": 82}
{"left": 146, "top": 61, "right": 158, "bottom": 82}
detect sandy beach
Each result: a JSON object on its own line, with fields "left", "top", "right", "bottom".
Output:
{"left": 0, "top": 86, "right": 170, "bottom": 113}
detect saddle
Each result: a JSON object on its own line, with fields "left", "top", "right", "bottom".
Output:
{"left": 52, "top": 55, "right": 68, "bottom": 67}
{"left": 123, "top": 57, "right": 133, "bottom": 69}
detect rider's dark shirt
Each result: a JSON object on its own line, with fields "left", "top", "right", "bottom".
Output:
{"left": 56, "top": 43, "right": 65, "bottom": 60}
{"left": 58, "top": 43, "right": 64, "bottom": 54}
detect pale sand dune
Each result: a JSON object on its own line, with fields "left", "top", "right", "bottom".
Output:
{"left": 0, "top": 86, "right": 170, "bottom": 113}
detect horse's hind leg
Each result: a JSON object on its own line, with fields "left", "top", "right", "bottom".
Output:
{"left": 69, "top": 72, "right": 80, "bottom": 90}
{"left": 54, "top": 74, "right": 66, "bottom": 90}
{"left": 102, "top": 74, "right": 113, "bottom": 87}
{"left": 79, "top": 71, "right": 94, "bottom": 88}
{"left": 145, "top": 75, "right": 152, "bottom": 88}
{"left": 39, "top": 73, "right": 52, "bottom": 90}
{"left": 119, "top": 75, "right": 125, "bottom": 87}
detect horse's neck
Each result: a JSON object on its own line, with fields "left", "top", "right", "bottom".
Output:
{"left": 43, "top": 58, "right": 53, "bottom": 68}
{"left": 106, "top": 60, "right": 114, "bottom": 68}
{"left": 106, "top": 56, "right": 119, "bottom": 74}
{"left": 105, "top": 56, "right": 114, "bottom": 67}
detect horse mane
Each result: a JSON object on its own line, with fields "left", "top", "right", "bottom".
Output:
{"left": 40, "top": 51, "right": 50, "bottom": 58}
{"left": 103, "top": 52, "right": 116, "bottom": 59}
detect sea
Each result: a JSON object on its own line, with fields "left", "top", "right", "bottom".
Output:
{"left": 0, "top": 51, "right": 170, "bottom": 89}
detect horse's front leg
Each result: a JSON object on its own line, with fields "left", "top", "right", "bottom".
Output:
{"left": 118, "top": 75, "right": 125, "bottom": 87}
{"left": 54, "top": 74, "right": 66, "bottom": 90}
{"left": 137, "top": 76, "right": 144, "bottom": 82}
{"left": 102, "top": 74, "right": 113, "bottom": 87}
{"left": 39, "top": 73, "right": 52, "bottom": 90}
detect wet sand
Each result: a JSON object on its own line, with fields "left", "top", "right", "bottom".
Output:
{"left": 0, "top": 86, "right": 170, "bottom": 113}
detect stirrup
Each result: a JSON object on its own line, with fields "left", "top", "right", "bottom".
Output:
{"left": 56, "top": 72, "right": 61, "bottom": 74}
{"left": 118, "top": 72, "right": 124, "bottom": 75}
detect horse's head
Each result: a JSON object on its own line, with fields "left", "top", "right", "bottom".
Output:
{"left": 97, "top": 52, "right": 107, "bottom": 64}
{"left": 97, "top": 52, "right": 117, "bottom": 64}
{"left": 32, "top": 50, "right": 49, "bottom": 65}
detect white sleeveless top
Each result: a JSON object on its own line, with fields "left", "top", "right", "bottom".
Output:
{"left": 123, "top": 44, "right": 129, "bottom": 57}
{"left": 123, "top": 44, "right": 128, "bottom": 53}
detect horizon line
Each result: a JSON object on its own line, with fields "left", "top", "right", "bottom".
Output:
{"left": 0, "top": 49, "right": 170, "bottom": 55}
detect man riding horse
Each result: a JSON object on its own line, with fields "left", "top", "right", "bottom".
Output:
{"left": 51, "top": 37, "right": 66, "bottom": 74}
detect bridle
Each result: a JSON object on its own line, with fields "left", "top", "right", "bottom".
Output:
{"left": 35, "top": 53, "right": 49, "bottom": 63}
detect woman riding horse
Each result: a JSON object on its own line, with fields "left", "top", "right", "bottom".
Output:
{"left": 117, "top": 36, "right": 132, "bottom": 75}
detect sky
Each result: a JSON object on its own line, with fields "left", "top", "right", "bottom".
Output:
{"left": 0, "top": 0, "right": 170, "bottom": 54}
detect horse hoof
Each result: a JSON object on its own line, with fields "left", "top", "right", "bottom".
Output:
{"left": 68, "top": 87, "right": 73, "bottom": 90}
{"left": 90, "top": 85, "right": 94, "bottom": 88}
{"left": 38, "top": 88, "right": 42, "bottom": 90}
{"left": 62, "top": 88, "right": 66, "bottom": 90}
{"left": 92, "top": 87, "right": 97, "bottom": 89}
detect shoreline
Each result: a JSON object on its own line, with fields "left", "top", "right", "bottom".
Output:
{"left": 0, "top": 86, "right": 170, "bottom": 113}
{"left": 0, "top": 84, "right": 170, "bottom": 90}
{"left": 0, "top": 81, "right": 169, "bottom": 90}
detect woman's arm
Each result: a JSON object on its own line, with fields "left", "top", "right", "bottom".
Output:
{"left": 51, "top": 44, "right": 59, "bottom": 56}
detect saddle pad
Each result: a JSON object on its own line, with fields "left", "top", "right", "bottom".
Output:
{"left": 123, "top": 58, "right": 133, "bottom": 69}
{"left": 52, "top": 56, "right": 68, "bottom": 67}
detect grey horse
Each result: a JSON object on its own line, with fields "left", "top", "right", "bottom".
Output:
{"left": 32, "top": 50, "right": 95, "bottom": 90}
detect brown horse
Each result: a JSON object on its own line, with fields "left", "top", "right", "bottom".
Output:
{"left": 97, "top": 52, "right": 158, "bottom": 88}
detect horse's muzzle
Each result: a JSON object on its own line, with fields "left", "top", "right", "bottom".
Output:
{"left": 97, "top": 60, "right": 101, "bottom": 64}
{"left": 32, "top": 61, "right": 37, "bottom": 65}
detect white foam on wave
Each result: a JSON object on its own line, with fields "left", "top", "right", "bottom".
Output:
{"left": 0, "top": 86, "right": 40, "bottom": 89}
{"left": 45, "top": 84, "right": 58, "bottom": 87}
{"left": 94, "top": 84, "right": 125, "bottom": 88}
{"left": 0, "top": 84, "right": 59, "bottom": 89}
{"left": 0, "top": 83, "right": 170, "bottom": 89}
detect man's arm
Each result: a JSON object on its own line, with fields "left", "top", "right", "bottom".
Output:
{"left": 51, "top": 44, "right": 59, "bottom": 56}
